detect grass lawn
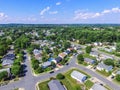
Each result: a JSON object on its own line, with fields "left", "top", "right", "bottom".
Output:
{"left": 83, "top": 53, "right": 96, "bottom": 60}
{"left": 113, "top": 79, "right": 120, "bottom": 85}
{"left": 84, "top": 80, "right": 94, "bottom": 89}
{"left": 38, "top": 80, "right": 50, "bottom": 90}
{"left": 96, "top": 70, "right": 111, "bottom": 77}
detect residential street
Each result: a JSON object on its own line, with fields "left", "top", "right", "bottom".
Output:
{"left": 0, "top": 51, "right": 120, "bottom": 90}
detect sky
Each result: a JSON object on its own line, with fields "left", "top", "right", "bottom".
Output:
{"left": 0, "top": 0, "right": 120, "bottom": 24}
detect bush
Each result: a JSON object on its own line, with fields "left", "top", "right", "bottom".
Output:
{"left": 104, "top": 59, "right": 114, "bottom": 66}
{"left": 56, "top": 73, "right": 65, "bottom": 80}
{"left": 116, "top": 74, "right": 120, "bottom": 81}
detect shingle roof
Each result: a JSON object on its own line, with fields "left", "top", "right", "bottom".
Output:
{"left": 97, "top": 63, "right": 113, "bottom": 71}
{"left": 48, "top": 80, "right": 65, "bottom": 90}
{"left": 91, "top": 83, "right": 106, "bottom": 90}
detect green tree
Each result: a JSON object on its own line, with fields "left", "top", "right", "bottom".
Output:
{"left": 77, "top": 54, "right": 84, "bottom": 63}
{"left": 86, "top": 46, "right": 92, "bottom": 53}
{"left": 0, "top": 71, "right": 8, "bottom": 81}
{"left": 116, "top": 74, "right": 120, "bottom": 81}
{"left": 35, "top": 67, "right": 43, "bottom": 73}
{"left": 104, "top": 59, "right": 114, "bottom": 66}
{"left": 56, "top": 73, "right": 65, "bottom": 80}
{"left": 11, "top": 65, "right": 21, "bottom": 76}
{"left": 116, "top": 43, "right": 120, "bottom": 52}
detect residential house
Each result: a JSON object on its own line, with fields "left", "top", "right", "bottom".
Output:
{"left": 54, "top": 57, "right": 62, "bottom": 63}
{"left": 48, "top": 80, "right": 65, "bottom": 90}
{"left": 42, "top": 61, "right": 51, "bottom": 68}
{"left": 96, "top": 62, "right": 113, "bottom": 72}
{"left": 84, "top": 58, "right": 95, "bottom": 64}
{"left": 58, "top": 53, "right": 67, "bottom": 59}
{"left": 90, "top": 51, "right": 99, "bottom": 58}
{"left": 112, "top": 70, "right": 120, "bottom": 76}
{"left": 33, "top": 49, "right": 42, "bottom": 60}
{"left": 71, "top": 70, "right": 87, "bottom": 83}
{"left": 90, "top": 83, "right": 106, "bottom": 90}
{"left": 2, "top": 54, "right": 15, "bottom": 67}
{"left": 99, "top": 54, "right": 114, "bottom": 60}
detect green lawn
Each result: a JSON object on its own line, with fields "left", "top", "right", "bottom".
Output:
{"left": 83, "top": 53, "right": 96, "bottom": 60}
{"left": 96, "top": 70, "right": 111, "bottom": 77}
{"left": 38, "top": 80, "right": 50, "bottom": 90}
{"left": 84, "top": 80, "right": 94, "bottom": 89}
{"left": 38, "top": 68, "right": 91, "bottom": 90}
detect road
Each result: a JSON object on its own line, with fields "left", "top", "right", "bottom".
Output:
{"left": 0, "top": 51, "right": 120, "bottom": 90}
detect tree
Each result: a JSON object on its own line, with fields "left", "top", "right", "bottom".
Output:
{"left": 116, "top": 43, "right": 120, "bottom": 52}
{"left": 56, "top": 73, "right": 65, "bottom": 80}
{"left": 35, "top": 67, "right": 43, "bottom": 73}
{"left": 86, "top": 46, "right": 92, "bottom": 53}
{"left": 77, "top": 54, "right": 84, "bottom": 63}
{"left": 104, "top": 59, "right": 114, "bottom": 66}
{"left": 31, "top": 60, "right": 39, "bottom": 70}
{"left": 116, "top": 74, "right": 120, "bottom": 81}
{"left": 51, "top": 62, "right": 56, "bottom": 68}
{"left": 0, "top": 71, "right": 8, "bottom": 81}
{"left": 11, "top": 65, "right": 21, "bottom": 76}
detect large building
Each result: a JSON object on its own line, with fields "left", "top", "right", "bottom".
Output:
{"left": 48, "top": 80, "right": 65, "bottom": 90}
{"left": 71, "top": 70, "right": 87, "bottom": 83}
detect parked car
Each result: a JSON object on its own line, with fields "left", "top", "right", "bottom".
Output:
{"left": 49, "top": 71, "right": 54, "bottom": 74}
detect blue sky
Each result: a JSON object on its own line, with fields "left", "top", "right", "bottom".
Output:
{"left": 0, "top": 0, "right": 120, "bottom": 24}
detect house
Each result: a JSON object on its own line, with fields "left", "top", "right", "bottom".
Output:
{"left": 33, "top": 49, "right": 42, "bottom": 60}
{"left": 58, "top": 53, "right": 67, "bottom": 59}
{"left": 99, "top": 54, "right": 114, "bottom": 60}
{"left": 90, "top": 83, "right": 106, "bottom": 90}
{"left": 90, "top": 51, "right": 99, "bottom": 57}
{"left": 33, "top": 49, "right": 41, "bottom": 56}
{"left": 71, "top": 70, "right": 87, "bottom": 83}
{"left": 96, "top": 62, "right": 113, "bottom": 72}
{"left": 48, "top": 80, "right": 65, "bottom": 90}
{"left": 54, "top": 57, "right": 62, "bottom": 63}
{"left": 42, "top": 61, "right": 51, "bottom": 68}
{"left": 2, "top": 54, "right": 15, "bottom": 67}
{"left": 84, "top": 58, "right": 95, "bottom": 64}
{"left": 0, "top": 68, "right": 11, "bottom": 76}
{"left": 65, "top": 50, "right": 71, "bottom": 55}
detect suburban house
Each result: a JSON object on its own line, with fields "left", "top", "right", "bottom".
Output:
{"left": 90, "top": 83, "right": 106, "bottom": 90}
{"left": 99, "top": 54, "right": 114, "bottom": 60}
{"left": 90, "top": 51, "right": 99, "bottom": 57}
{"left": 1, "top": 54, "right": 15, "bottom": 67}
{"left": 0, "top": 68, "right": 11, "bottom": 77}
{"left": 84, "top": 58, "right": 95, "bottom": 64}
{"left": 96, "top": 62, "right": 113, "bottom": 72}
{"left": 48, "top": 80, "right": 65, "bottom": 90}
{"left": 42, "top": 61, "right": 51, "bottom": 68}
{"left": 58, "top": 53, "right": 67, "bottom": 59}
{"left": 71, "top": 70, "right": 87, "bottom": 83}
{"left": 33, "top": 49, "right": 42, "bottom": 60}
{"left": 54, "top": 57, "right": 62, "bottom": 63}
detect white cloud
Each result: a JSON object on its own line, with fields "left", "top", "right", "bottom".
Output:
{"left": 0, "top": 12, "right": 8, "bottom": 21}
{"left": 74, "top": 7, "right": 120, "bottom": 20}
{"left": 40, "top": 6, "right": 50, "bottom": 15}
{"left": 49, "top": 11, "right": 58, "bottom": 14}
{"left": 56, "top": 2, "right": 61, "bottom": 5}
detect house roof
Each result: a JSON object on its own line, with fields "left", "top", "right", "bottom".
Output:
{"left": 71, "top": 70, "right": 87, "bottom": 82}
{"left": 84, "top": 58, "right": 95, "bottom": 63}
{"left": 48, "top": 80, "right": 65, "bottom": 90}
{"left": 0, "top": 68, "right": 10, "bottom": 73}
{"left": 1, "top": 54, "right": 15, "bottom": 61}
{"left": 55, "top": 57, "right": 62, "bottom": 63}
{"left": 90, "top": 51, "right": 99, "bottom": 56}
{"left": 116, "top": 71, "right": 120, "bottom": 75}
{"left": 91, "top": 83, "right": 106, "bottom": 90}
{"left": 59, "top": 53, "right": 67, "bottom": 58}
{"left": 97, "top": 62, "right": 113, "bottom": 71}
{"left": 2, "top": 59, "right": 14, "bottom": 66}
{"left": 42, "top": 61, "right": 51, "bottom": 68}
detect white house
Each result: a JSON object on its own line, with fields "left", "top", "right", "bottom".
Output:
{"left": 96, "top": 62, "right": 113, "bottom": 72}
{"left": 90, "top": 83, "right": 106, "bottom": 90}
{"left": 71, "top": 70, "right": 87, "bottom": 83}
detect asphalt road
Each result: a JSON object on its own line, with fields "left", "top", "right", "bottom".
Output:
{"left": 0, "top": 51, "right": 120, "bottom": 90}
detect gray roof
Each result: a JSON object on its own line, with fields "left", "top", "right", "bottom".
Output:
{"left": 84, "top": 58, "right": 95, "bottom": 63}
{"left": 116, "top": 71, "right": 120, "bottom": 75}
{"left": 48, "top": 80, "right": 65, "bottom": 90}
{"left": 71, "top": 70, "right": 87, "bottom": 82}
{"left": 2, "top": 59, "right": 14, "bottom": 66}
{"left": 0, "top": 68, "right": 10, "bottom": 73}
{"left": 91, "top": 83, "right": 106, "bottom": 90}
{"left": 90, "top": 51, "right": 99, "bottom": 56}
{"left": 97, "top": 63, "right": 113, "bottom": 71}
{"left": 42, "top": 61, "right": 51, "bottom": 68}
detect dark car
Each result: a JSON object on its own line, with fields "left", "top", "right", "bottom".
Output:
{"left": 66, "top": 63, "right": 69, "bottom": 65}
{"left": 49, "top": 71, "right": 54, "bottom": 74}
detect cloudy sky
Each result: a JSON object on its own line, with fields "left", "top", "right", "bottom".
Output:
{"left": 0, "top": 0, "right": 120, "bottom": 24}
